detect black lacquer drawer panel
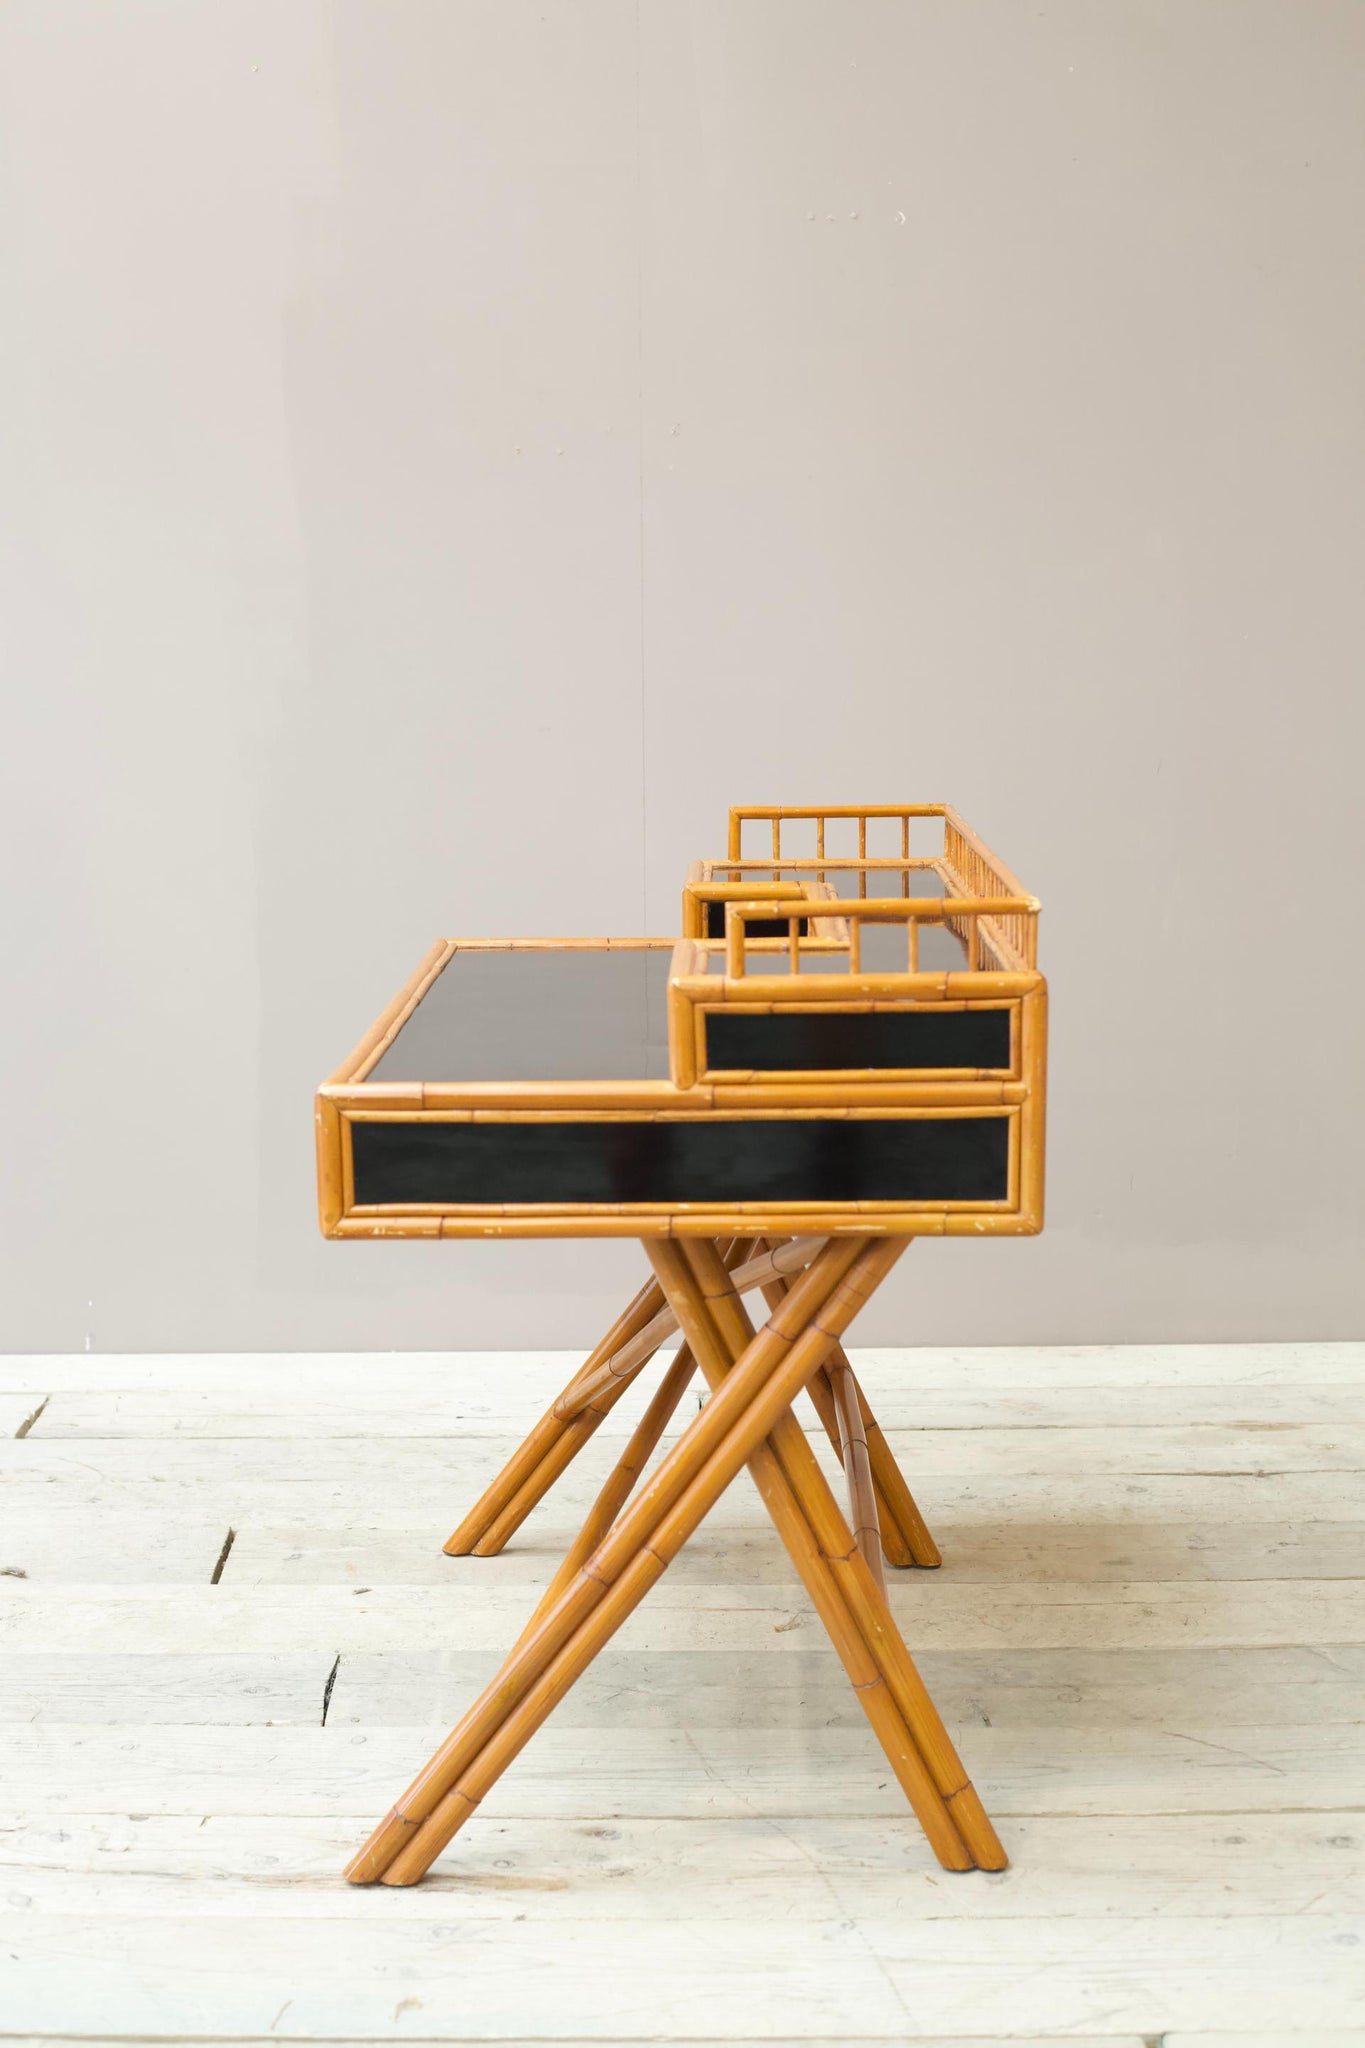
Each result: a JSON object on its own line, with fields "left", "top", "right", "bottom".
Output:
{"left": 352, "top": 1114, "right": 1010, "bottom": 1208}
{"left": 704, "top": 1007, "right": 1010, "bottom": 1074}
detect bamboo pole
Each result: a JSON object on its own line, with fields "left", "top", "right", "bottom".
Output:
{"left": 664, "top": 1238, "right": 974, "bottom": 1872}
{"left": 549, "top": 1313, "right": 678, "bottom": 1419}
{"left": 684, "top": 1240, "right": 1005, "bottom": 1873}
{"left": 759, "top": 1248, "right": 940, "bottom": 1571}
{"left": 377, "top": 1210, "right": 1038, "bottom": 1240}
{"left": 442, "top": 1276, "right": 666, "bottom": 1556}
{"left": 506, "top": 1234, "right": 757, "bottom": 1653}
{"left": 326, "top": 940, "right": 456, "bottom": 1086}
{"left": 682, "top": 879, "right": 809, "bottom": 940}
{"left": 802, "top": 1359, "right": 908, "bottom": 1564}
{"left": 762, "top": 1283, "right": 912, "bottom": 1571}
{"left": 346, "top": 1236, "right": 891, "bottom": 1885}
{"left": 855, "top": 1382, "right": 941, "bottom": 1570}
{"left": 662, "top": 1243, "right": 969, "bottom": 1869}
{"left": 513, "top": 1342, "right": 700, "bottom": 1650}
{"left": 469, "top": 1389, "right": 635, "bottom": 1559}
{"left": 314, "top": 1094, "right": 344, "bottom": 1237}
{"left": 828, "top": 1356, "right": 885, "bottom": 1595}
{"left": 466, "top": 1234, "right": 767, "bottom": 1556}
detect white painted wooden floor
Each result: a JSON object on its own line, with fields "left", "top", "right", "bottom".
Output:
{"left": 2, "top": 1340, "right": 1364, "bottom": 2048}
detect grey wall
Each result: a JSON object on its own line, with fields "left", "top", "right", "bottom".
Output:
{"left": 3, "top": 0, "right": 1362, "bottom": 1354}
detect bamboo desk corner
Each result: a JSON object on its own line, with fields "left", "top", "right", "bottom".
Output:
{"left": 315, "top": 804, "right": 1047, "bottom": 1884}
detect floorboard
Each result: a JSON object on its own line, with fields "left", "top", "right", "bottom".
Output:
{"left": 2, "top": 1337, "right": 1360, "bottom": 1393}
{"left": 1, "top": 1340, "right": 1361, "bottom": 2042}
{"left": 3, "top": 1811, "right": 1361, "bottom": 1919}
{"left": 8, "top": 1436, "right": 1364, "bottom": 1528}
{"left": 4, "top": 1911, "right": 1363, "bottom": 2037}
{"left": 5, "top": 1718, "right": 1361, "bottom": 1818}
{"left": 26, "top": 1381, "right": 1365, "bottom": 1435}
{"left": 5, "top": 1576, "right": 1362, "bottom": 1654}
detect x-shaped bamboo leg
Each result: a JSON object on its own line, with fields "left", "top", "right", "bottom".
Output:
{"left": 346, "top": 1236, "right": 1003, "bottom": 1885}
{"left": 647, "top": 1237, "right": 1004, "bottom": 1873}
{"left": 443, "top": 1238, "right": 939, "bottom": 1571}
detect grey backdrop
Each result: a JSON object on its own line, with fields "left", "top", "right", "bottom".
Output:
{"left": 3, "top": 1, "right": 1362, "bottom": 1354}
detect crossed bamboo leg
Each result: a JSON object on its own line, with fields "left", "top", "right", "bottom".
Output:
{"left": 648, "top": 1237, "right": 1004, "bottom": 1873}
{"left": 346, "top": 1236, "right": 1003, "bottom": 1885}
{"left": 444, "top": 1237, "right": 939, "bottom": 1572}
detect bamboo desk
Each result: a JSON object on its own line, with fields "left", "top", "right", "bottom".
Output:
{"left": 316, "top": 804, "right": 1046, "bottom": 1884}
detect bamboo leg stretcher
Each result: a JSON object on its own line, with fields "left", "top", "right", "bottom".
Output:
{"left": 317, "top": 804, "right": 1047, "bottom": 1884}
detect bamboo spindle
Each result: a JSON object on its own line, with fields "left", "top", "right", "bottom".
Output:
{"left": 855, "top": 1381, "right": 941, "bottom": 1570}
{"left": 760, "top": 1249, "right": 941, "bottom": 1572}
{"left": 347, "top": 1237, "right": 881, "bottom": 1885}
{"left": 801, "top": 1362, "right": 911, "bottom": 1569}
{"left": 443, "top": 1276, "right": 667, "bottom": 1557}
{"left": 828, "top": 1356, "right": 885, "bottom": 1596}
{"left": 664, "top": 1238, "right": 971, "bottom": 1872}
{"left": 759, "top": 1271, "right": 911, "bottom": 1571}
{"left": 685, "top": 1239, "right": 1005, "bottom": 1872}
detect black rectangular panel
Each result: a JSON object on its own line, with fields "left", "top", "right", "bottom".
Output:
{"left": 351, "top": 1115, "right": 1009, "bottom": 1208}
{"left": 704, "top": 903, "right": 810, "bottom": 939}
{"left": 705, "top": 1007, "right": 1011, "bottom": 1073}
{"left": 366, "top": 948, "right": 673, "bottom": 1084}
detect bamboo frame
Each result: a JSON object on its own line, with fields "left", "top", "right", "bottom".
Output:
{"left": 724, "top": 806, "right": 1027, "bottom": 892}
{"left": 721, "top": 894, "right": 1039, "bottom": 978}
{"left": 682, "top": 876, "right": 809, "bottom": 939}
{"left": 322, "top": 1104, "right": 1039, "bottom": 1237}
{"left": 727, "top": 805, "right": 947, "bottom": 863}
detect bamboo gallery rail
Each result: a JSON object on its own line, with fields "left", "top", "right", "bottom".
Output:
{"left": 316, "top": 804, "right": 1046, "bottom": 1884}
